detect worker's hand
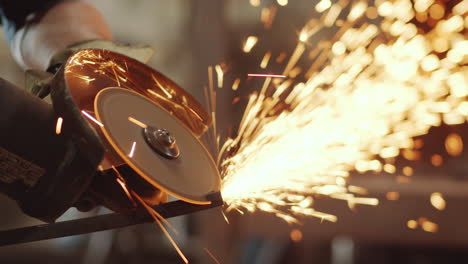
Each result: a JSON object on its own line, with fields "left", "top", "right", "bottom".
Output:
{"left": 10, "top": 0, "right": 112, "bottom": 71}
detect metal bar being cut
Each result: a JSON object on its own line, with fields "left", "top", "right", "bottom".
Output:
{"left": 0, "top": 197, "right": 223, "bottom": 247}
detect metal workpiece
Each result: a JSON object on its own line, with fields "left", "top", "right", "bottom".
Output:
{"left": 0, "top": 194, "right": 224, "bottom": 247}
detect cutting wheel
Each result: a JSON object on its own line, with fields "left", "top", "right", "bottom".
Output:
{"left": 94, "top": 87, "right": 220, "bottom": 204}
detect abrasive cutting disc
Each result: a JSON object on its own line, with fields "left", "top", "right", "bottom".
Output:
{"left": 94, "top": 87, "right": 220, "bottom": 204}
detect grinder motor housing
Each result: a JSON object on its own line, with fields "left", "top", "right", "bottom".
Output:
{"left": 0, "top": 49, "right": 221, "bottom": 223}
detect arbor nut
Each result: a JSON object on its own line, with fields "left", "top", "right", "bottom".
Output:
{"left": 143, "top": 126, "right": 180, "bottom": 159}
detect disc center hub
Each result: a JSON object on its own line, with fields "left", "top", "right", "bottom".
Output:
{"left": 143, "top": 126, "right": 180, "bottom": 159}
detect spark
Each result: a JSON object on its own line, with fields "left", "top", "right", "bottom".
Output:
{"left": 315, "top": 0, "right": 331, "bottom": 13}
{"left": 55, "top": 117, "right": 63, "bottom": 135}
{"left": 204, "top": 248, "right": 221, "bottom": 264}
{"left": 402, "top": 166, "right": 414, "bottom": 177}
{"left": 81, "top": 110, "right": 103, "bottom": 127}
{"left": 430, "top": 192, "right": 446, "bottom": 210}
{"left": 232, "top": 78, "right": 241, "bottom": 91}
{"left": 247, "top": 73, "right": 286, "bottom": 78}
{"left": 249, "top": 0, "right": 260, "bottom": 7}
{"left": 383, "top": 164, "right": 396, "bottom": 174}
{"left": 290, "top": 229, "right": 303, "bottom": 242}
{"left": 151, "top": 74, "right": 173, "bottom": 99}
{"left": 82, "top": 59, "right": 96, "bottom": 65}
{"left": 420, "top": 218, "right": 438, "bottom": 233}
{"left": 445, "top": 133, "right": 463, "bottom": 156}
{"left": 132, "top": 191, "right": 188, "bottom": 264}
{"left": 430, "top": 154, "right": 443, "bottom": 167}
{"left": 215, "top": 64, "right": 224, "bottom": 88}
{"left": 128, "top": 116, "right": 148, "bottom": 129}
{"left": 220, "top": 0, "right": 467, "bottom": 223}
{"left": 386, "top": 192, "right": 400, "bottom": 201}
{"left": 243, "top": 36, "right": 259, "bottom": 53}
{"left": 260, "top": 51, "right": 272, "bottom": 69}
{"left": 324, "top": 4, "right": 342, "bottom": 27}
{"left": 407, "top": 219, "right": 418, "bottom": 229}
{"left": 347, "top": 1, "right": 367, "bottom": 22}
{"left": 277, "top": 0, "right": 288, "bottom": 6}
{"left": 283, "top": 38, "right": 306, "bottom": 75}
{"left": 111, "top": 64, "right": 121, "bottom": 87}
{"left": 77, "top": 75, "right": 95, "bottom": 83}
{"left": 128, "top": 141, "right": 137, "bottom": 158}
{"left": 221, "top": 210, "right": 230, "bottom": 224}
{"left": 112, "top": 166, "right": 137, "bottom": 207}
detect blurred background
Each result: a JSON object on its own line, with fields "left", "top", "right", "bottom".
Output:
{"left": 0, "top": 0, "right": 467, "bottom": 263}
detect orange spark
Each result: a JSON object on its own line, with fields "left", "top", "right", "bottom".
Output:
{"left": 407, "top": 219, "right": 418, "bottom": 229}
{"left": 243, "top": 36, "right": 258, "bottom": 53}
{"left": 421, "top": 218, "right": 438, "bottom": 233}
{"left": 445, "top": 133, "right": 463, "bottom": 156}
{"left": 290, "top": 229, "right": 303, "bottom": 242}
{"left": 76, "top": 75, "right": 95, "bottom": 83}
{"left": 430, "top": 154, "right": 443, "bottom": 167}
{"left": 112, "top": 166, "right": 137, "bottom": 207}
{"left": 150, "top": 74, "right": 173, "bottom": 99}
{"left": 204, "top": 248, "right": 221, "bottom": 264}
{"left": 386, "top": 192, "right": 400, "bottom": 201}
{"left": 430, "top": 192, "right": 446, "bottom": 211}
{"left": 55, "top": 117, "right": 63, "bottom": 135}
{"left": 221, "top": 210, "right": 230, "bottom": 224}
{"left": 128, "top": 116, "right": 148, "bottom": 129}
{"left": 232, "top": 78, "right": 241, "bottom": 91}
{"left": 260, "top": 51, "right": 272, "bottom": 69}
{"left": 215, "top": 64, "right": 224, "bottom": 88}
{"left": 132, "top": 191, "right": 188, "bottom": 263}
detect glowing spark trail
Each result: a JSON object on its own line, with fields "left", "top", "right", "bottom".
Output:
{"left": 131, "top": 191, "right": 188, "bottom": 264}
{"left": 128, "top": 141, "right": 136, "bottom": 158}
{"left": 204, "top": 248, "right": 221, "bottom": 264}
{"left": 248, "top": 73, "right": 287, "bottom": 78}
{"left": 215, "top": 64, "right": 224, "bottom": 88}
{"left": 81, "top": 110, "right": 103, "bottom": 127}
{"left": 243, "top": 36, "right": 259, "bottom": 53}
{"left": 128, "top": 116, "right": 148, "bottom": 129}
{"left": 55, "top": 117, "right": 63, "bottom": 135}
{"left": 221, "top": 0, "right": 467, "bottom": 222}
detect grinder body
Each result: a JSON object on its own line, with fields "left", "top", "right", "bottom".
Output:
{"left": 0, "top": 77, "right": 103, "bottom": 222}
{"left": 0, "top": 48, "right": 221, "bottom": 223}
